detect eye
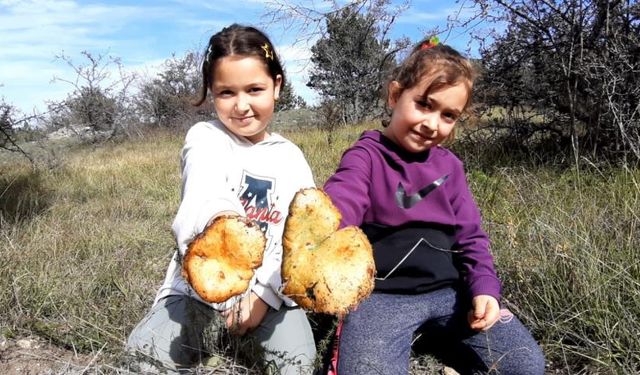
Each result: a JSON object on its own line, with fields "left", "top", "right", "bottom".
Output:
{"left": 415, "top": 99, "right": 430, "bottom": 108}
{"left": 216, "top": 89, "right": 234, "bottom": 97}
{"left": 249, "top": 87, "right": 265, "bottom": 94}
{"left": 442, "top": 112, "right": 458, "bottom": 123}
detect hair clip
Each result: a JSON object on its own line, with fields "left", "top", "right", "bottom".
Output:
{"left": 420, "top": 36, "right": 440, "bottom": 50}
{"left": 261, "top": 43, "right": 274, "bottom": 60}
{"left": 204, "top": 44, "right": 213, "bottom": 64}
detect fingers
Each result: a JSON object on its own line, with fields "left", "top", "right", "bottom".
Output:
{"left": 224, "top": 310, "right": 249, "bottom": 335}
{"left": 220, "top": 292, "right": 268, "bottom": 335}
{"left": 222, "top": 304, "right": 244, "bottom": 334}
{"left": 482, "top": 301, "right": 500, "bottom": 330}
{"left": 467, "top": 310, "right": 483, "bottom": 331}
{"left": 473, "top": 299, "right": 487, "bottom": 320}
{"left": 221, "top": 298, "right": 253, "bottom": 335}
{"left": 221, "top": 306, "right": 236, "bottom": 329}
{"left": 468, "top": 295, "right": 500, "bottom": 331}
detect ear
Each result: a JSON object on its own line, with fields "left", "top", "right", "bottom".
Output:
{"left": 273, "top": 74, "right": 283, "bottom": 100}
{"left": 387, "top": 81, "right": 401, "bottom": 109}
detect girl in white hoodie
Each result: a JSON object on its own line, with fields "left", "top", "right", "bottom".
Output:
{"left": 127, "top": 24, "right": 316, "bottom": 374}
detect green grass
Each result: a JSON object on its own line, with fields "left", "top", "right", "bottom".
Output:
{"left": 467, "top": 167, "right": 640, "bottom": 373}
{"left": 0, "top": 133, "right": 181, "bottom": 355}
{"left": 1, "top": 125, "right": 639, "bottom": 373}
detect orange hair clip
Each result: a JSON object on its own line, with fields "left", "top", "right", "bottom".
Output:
{"left": 420, "top": 36, "right": 440, "bottom": 50}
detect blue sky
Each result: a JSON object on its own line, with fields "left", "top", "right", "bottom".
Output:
{"left": 0, "top": 0, "right": 482, "bottom": 115}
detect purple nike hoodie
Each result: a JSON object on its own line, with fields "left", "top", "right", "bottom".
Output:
{"left": 323, "top": 130, "right": 501, "bottom": 300}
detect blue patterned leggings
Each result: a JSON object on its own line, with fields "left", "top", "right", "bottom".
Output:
{"left": 336, "top": 287, "right": 545, "bottom": 374}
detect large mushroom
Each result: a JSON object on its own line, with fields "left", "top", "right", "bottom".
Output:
{"left": 182, "top": 215, "right": 266, "bottom": 303}
{"left": 282, "top": 188, "right": 375, "bottom": 316}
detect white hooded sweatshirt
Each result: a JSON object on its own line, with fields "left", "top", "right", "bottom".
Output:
{"left": 154, "top": 120, "right": 315, "bottom": 310}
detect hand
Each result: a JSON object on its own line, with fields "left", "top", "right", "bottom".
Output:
{"left": 221, "top": 291, "right": 269, "bottom": 335}
{"left": 468, "top": 295, "right": 500, "bottom": 331}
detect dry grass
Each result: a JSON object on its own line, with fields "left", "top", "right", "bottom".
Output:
{"left": 1, "top": 124, "right": 639, "bottom": 373}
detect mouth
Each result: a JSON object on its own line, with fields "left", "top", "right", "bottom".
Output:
{"left": 232, "top": 115, "right": 255, "bottom": 124}
{"left": 411, "top": 130, "right": 434, "bottom": 141}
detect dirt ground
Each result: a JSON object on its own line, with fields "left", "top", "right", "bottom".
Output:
{"left": 0, "top": 336, "right": 97, "bottom": 375}
{"left": 0, "top": 335, "right": 248, "bottom": 374}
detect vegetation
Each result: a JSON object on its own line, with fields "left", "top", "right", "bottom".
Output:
{"left": 307, "top": 1, "right": 406, "bottom": 125}
{"left": 463, "top": 0, "right": 640, "bottom": 162}
{"left": 135, "top": 52, "right": 204, "bottom": 128}
{"left": 46, "top": 51, "right": 138, "bottom": 140}
{"left": 0, "top": 100, "right": 16, "bottom": 146}
{"left": 1, "top": 122, "right": 639, "bottom": 373}
{"left": 0, "top": 0, "right": 638, "bottom": 372}
{"left": 4, "top": 1, "right": 636, "bottom": 164}
{"left": 275, "top": 79, "right": 307, "bottom": 112}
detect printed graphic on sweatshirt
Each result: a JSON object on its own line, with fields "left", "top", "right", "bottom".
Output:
{"left": 238, "top": 172, "right": 283, "bottom": 239}
{"left": 374, "top": 237, "right": 461, "bottom": 281}
{"left": 395, "top": 175, "right": 449, "bottom": 209}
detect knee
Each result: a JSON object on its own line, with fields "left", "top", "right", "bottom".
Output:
{"left": 491, "top": 344, "right": 545, "bottom": 375}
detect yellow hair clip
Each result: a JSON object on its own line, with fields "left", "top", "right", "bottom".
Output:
{"left": 261, "top": 43, "right": 274, "bottom": 60}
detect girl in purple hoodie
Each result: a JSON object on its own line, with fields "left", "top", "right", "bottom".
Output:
{"left": 323, "top": 38, "right": 545, "bottom": 374}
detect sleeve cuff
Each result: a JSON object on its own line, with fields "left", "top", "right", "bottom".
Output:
{"left": 252, "top": 282, "right": 283, "bottom": 310}
{"left": 194, "top": 199, "right": 244, "bottom": 234}
{"left": 468, "top": 275, "right": 502, "bottom": 301}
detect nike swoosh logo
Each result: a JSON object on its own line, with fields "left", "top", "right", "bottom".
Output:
{"left": 395, "top": 175, "right": 449, "bottom": 209}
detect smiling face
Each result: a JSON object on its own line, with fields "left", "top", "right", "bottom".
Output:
{"left": 211, "top": 55, "right": 282, "bottom": 144}
{"left": 382, "top": 79, "right": 470, "bottom": 153}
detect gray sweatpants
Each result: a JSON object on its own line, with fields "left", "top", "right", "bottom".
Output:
{"left": 126, "top": 294, "right": 316, "bottom": 374}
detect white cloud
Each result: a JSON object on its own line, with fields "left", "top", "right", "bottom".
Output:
{"left": 0, "top": 0, "right": 474, "bottom": 113}
{"left": 168, "top": 0, "right": 262, "bottom": 11}
{"left": 0, "top": 0, "right": 189, "bottom": 112}
{"left": 278, "top": 43, "right": 312, "bottom": 63}
{"left": 399, "top": 10, "right": 450, "bottom": 23}
{"left": 0, "top": 59, "right": 70, "bottom": 113}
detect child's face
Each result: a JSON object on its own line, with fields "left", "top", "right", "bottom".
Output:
{"left": 383, "top": 79, "right": 469, "bottom": 153}
{"left": 211, "top": 55, "right": 281, "bottom": 144}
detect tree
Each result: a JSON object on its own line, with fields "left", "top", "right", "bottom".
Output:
{"left": 0, "top": 99, "right": 16, "bottom": 149}
{"left": 135, "top": 52, "right": 208, "bottom": 127}
{"left": 264, "top": 0, "right": 409, "bottom": 126}
{"left": 49, "top": 51, "right": 136, "bottom": 139}
{"left": 461, "top": 0, "right": 640, "bottom": 162}
{"left": 307, "top": 1, "right": 407, "bottom": 125}
{"left": 276, "top": 79, "right": 307, "bottom": 112}
{"left": 66, "top": 86, "right": 117, "bottom": 132}
{"left": 0, "top": 97, "right": 33, "bottom": 163}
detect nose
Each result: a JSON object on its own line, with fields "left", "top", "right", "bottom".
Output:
{"left": 421, "top": 113, "right": 438, "bottom": 132}
{"left": 235, "top": 94, "right": 250, "bottom": 112}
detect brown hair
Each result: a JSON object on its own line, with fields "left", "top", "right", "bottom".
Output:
{"left": 193, "top": 24, "right": 285, "bottom": 106}
{"left": 383, "top": 39, "right": 477, "bottom": 140}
